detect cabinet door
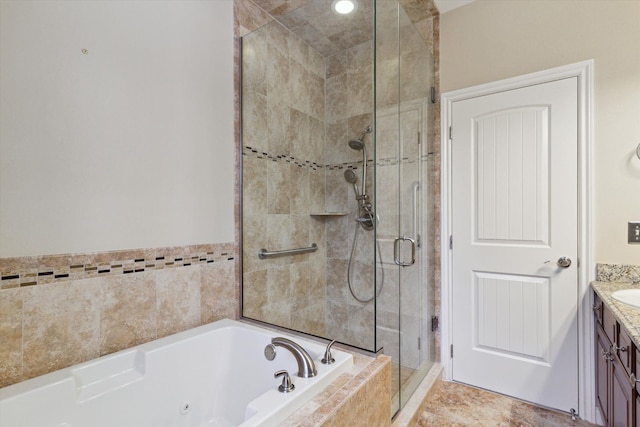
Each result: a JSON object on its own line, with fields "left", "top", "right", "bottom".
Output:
{"left": 611, "top": 357, "right": 633, "bottom": 427}
{"left": 594, "top": 292, "right": 604, "bottom": 325}
{"left": 618, "top": 327, "right": 633, "bottom": 376}
{"left": 597, "top": 325, "right": 611, "bottom": 424}
{"left": 604, "top": 304, "right": 617, "bottom": 345}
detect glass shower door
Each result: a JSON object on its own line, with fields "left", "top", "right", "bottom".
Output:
{"left": 375, "top": 0, "right": 435, "bottom": 415}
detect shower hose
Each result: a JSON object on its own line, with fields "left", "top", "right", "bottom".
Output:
{"left": 346, "top": 211, "right": 385, "bottom": 303}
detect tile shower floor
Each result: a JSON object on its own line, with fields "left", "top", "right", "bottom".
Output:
{"left": 414, "top": 381, "right": 599, "bottom": 427}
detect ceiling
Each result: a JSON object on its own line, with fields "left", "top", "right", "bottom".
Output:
{"left": 249, "top": 0, "right": 472, "bottom": 56}
{"left": 250, "top": 0, "right": 441, "bottom": 57}
{"left": 251, "top": 0, "right": 374, "bottom": 56}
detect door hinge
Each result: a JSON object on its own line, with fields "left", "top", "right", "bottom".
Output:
{"left": 450, "top": 344, "right": 454, "bottom": 358}
{"left": 449, "top": 235, "right": 453, "bottom": 250}
{"left": 431, "top": 86, "right": 437, "bottom": 104}
{"left": 448, "top": 125, "right": 452, "bottom": 140}
{"left": 570, "top": 408, "right": 578, "bottom": 421}
{"left": 431, "top": 315, "right": 439, "bottom": 331}
{"left": 417, "top": 131, "right": 421, "bottom": 145}
{"left": 418, "top": 337, "right": 421, "bottom": 350}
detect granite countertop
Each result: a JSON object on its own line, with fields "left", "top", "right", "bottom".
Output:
{"left": 592, "top": 280, "right": 640, "bottom": 347}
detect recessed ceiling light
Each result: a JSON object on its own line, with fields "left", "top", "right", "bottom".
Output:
{"left": 332, "top": 0, "right": 357, "bottom": 15}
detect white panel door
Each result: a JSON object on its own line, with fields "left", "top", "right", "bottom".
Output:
{"left": 451, "top": 77, "right": 579, "bottom": 412}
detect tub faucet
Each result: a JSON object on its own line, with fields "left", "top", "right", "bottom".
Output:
{"left": 271, "top": 337, "right": 317, "bottom": 378}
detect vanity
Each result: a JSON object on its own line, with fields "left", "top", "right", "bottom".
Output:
{"left": 593, "top": 269, "right": 640, "bottom": 427}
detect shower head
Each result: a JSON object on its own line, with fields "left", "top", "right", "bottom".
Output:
{"left": 348, "top": 126, "right": 372, "bottom": 151}
{"left": 348, "top": 139, "right": 365, "bottom": 151}
{"left": 344, "top": 169, "right": 358, "bottom": 184}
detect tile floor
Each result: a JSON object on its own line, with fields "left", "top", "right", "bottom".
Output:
{"left": 414, "top": 381, "right": 599, "bottom": 427}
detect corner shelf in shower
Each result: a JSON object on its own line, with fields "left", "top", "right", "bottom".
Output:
{"left": 310, "top": 212, "right": 348, "bottom": 217}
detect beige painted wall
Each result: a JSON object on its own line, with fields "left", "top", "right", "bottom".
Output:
{"left": 0, "top": 0, "right": 235, "bottom": 257}
{"left": 440, "top": 0, "right": 640, "bottom": 265}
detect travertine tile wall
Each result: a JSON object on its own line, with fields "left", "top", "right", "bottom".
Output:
{"left": 325, "top": 0, "right": 439, "bottom": 353}
{"left": 0, "top": 243, "right": 237, "bottom": 387}
{"left": 239, "top": 0, "right": 378, "bottom": 347}
{"left": 281, "top": 353, "right": 392, "bottom": 427}
{"left": 323, "top": 38, "right": 376, "bottom": 349}
{"left": 239, "top": 0, "right": 440, "bottom": 358}
{"left": 241, "top": 16, "right": 328, "bottom": 337}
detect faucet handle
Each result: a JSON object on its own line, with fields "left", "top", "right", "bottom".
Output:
{"left": 274, "top": 370, "right": 295, "bottom": 393}
{"left": 322, "top": 340, "right": 336, "bottom": 364}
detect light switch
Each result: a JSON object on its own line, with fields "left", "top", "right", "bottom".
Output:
{"left": 629, "top": 222, "right": 640, "bottom": 244}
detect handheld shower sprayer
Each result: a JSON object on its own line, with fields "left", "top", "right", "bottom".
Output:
{"left": 344, "top": 125, "right": 384, "bottom": 303}
{"left": 343, "top": 169, "right": 360, "bottom": 198}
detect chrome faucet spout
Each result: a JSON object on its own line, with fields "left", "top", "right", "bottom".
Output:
{"left": 271, "top": 337, "right": 317, "bottom": 378}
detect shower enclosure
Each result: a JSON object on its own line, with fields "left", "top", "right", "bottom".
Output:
{"left": 240, "top": 0, "right": 437, "bottom": 416}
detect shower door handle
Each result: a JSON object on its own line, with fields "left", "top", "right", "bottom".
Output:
{"left": 394, "top": 236, "right": 416, "bottom": 267}
{"left": 412, "top": 181, "right": 421, "bottom": 248}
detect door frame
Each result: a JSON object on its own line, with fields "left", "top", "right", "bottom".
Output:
{"left": 440, "top": 60, "right": 595, "bottom": 422}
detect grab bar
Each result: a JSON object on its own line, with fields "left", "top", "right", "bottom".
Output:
{"left": 258, "top": 243, "right": 318, "bottom": 259}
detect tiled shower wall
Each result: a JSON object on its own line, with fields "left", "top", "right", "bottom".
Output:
{"left": 0, "top": 243, "right": 237, "bottom": 388}
{"left": 239, "top": 0, "right": 440, "bottom": 355}
{"left": 241, "top": 17, "right": 329, "bottom": 336}
{"left": 323, "top": 39, "right": 377, "bottom": 349}
{"left": 324, "top": 1, "right": 440, "bottom": 352}
{"left": 239, "top": 0, "right": 383, "bottom": 348}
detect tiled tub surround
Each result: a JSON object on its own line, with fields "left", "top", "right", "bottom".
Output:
{"left": 1, "top": 319, "right": 356, "bottom": 427}
{"left": 281, "top": 353, "right": 392, "bottom": 427}
{"left": 0, "top": 243, "right": 237, "bottom": 388}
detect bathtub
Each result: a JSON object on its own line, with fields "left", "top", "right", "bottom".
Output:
{"left": 0, "top": 319, "right": 353, "bottom": 427}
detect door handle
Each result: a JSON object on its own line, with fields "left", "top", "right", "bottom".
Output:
{"left": 394, "top": 236, "right": 416, "bottom": 267}
{"left": 544, "top": 257, "right": 572, "bottom": 268}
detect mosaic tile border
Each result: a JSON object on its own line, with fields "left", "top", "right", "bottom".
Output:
{"left": 0, "top": 243, "right": 235, "bottom": 290}
{"left": 242, "top": 145, "right": 433, "bottom": 171}
{"left": 243, "top": 146, "right": 326, "bottom": 170}
{"left": 596, "top": 263, "right": 640, "bottom": 285}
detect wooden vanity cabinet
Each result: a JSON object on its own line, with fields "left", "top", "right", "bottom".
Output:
{"left": 594, "top": 292, "right": 636, "bottom": 427}
{"left": 611, "top": 353, "right": 634, "bottom": 427}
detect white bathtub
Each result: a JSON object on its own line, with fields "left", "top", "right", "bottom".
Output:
{"left": 0, "top": 319, "right": 353, "bottom": 427}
